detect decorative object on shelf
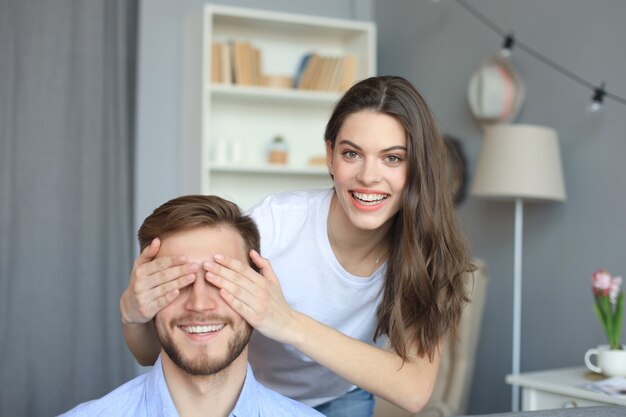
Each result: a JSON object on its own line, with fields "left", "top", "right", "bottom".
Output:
{"left": 213, "top": 136, "right": 229, "bottom": 164}
{"left": 591, "top": 269, "right": 624, "bottom": 350}
{"left": 231, "top": 139, "right": 243, "bottom": 163}
{"left": 467, "top": 54, "right": 525, "bottom": 125}
{"left": 261, "top": 74, "right": 293, "bottom": 89}
{"left": 585, "top": 345, "right": 626, "bottom": 378}
{"left": 268, "top": 135, "right": 288, "bottom": 165}
{"left": 212, "top": 136, "right": 242, "bottom": 164}
{"left": 308, "top": 155, "right": 326, "bottom": 167}
{"left": 470, "top": 123, "right": 567, "bottom": 411}
{"left": 443, "top": 135, "right": 467, "bottom": 207}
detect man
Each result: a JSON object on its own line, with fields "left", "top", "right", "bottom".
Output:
{"left": 60, "top": 195, "right": 322, "bottom": 417}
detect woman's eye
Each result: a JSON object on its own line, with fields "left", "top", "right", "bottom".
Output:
{"left": 385, "top": 155, "right": 402, "bottom": 163}
{"left": 342, "top": 150, "right": 359, "bottom": 159}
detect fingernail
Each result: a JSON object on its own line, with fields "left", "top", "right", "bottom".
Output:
{"left": 176, "top": 255, "right": 187, "bottom": 263}
{"left": 186, "top": 274, "right": 195, "bottom": 282}
{"left": 206, "top": 272, "right": 216, "bottom": 281}
{"left": 188, "top": 262, "right": 199, "bottom": 272}
{"left": 214, "top": 254, "right": 224, "bottom": 261}
{"left": 203, "top": 261, "right": 214, "bottom": 269}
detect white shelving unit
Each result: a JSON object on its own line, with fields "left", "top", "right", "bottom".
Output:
{"left": 181, "top": 5, "right": 376, "bottom": 210}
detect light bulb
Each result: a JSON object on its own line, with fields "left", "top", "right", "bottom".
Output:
{"left": 587, "top": 83, "right": 606, "bottom": 114}
{"left": 587, "top": 101, "right": 602, "bottom": 113}
{"left": 500, "top": 33, "right": 515, "bottom": 58}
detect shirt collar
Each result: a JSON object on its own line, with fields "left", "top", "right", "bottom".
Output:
{"left": 146, "top": 355, "right": 259, "bottom": 417}
{"left": 146, "top": 355, "right": 180, "bottom": 416}
{"left": 230, "top": 363, "right": 259, "bottom": 417}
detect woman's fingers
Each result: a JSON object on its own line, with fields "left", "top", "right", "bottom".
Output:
{"left": 135, "top": 271, "right": 196, "bottom": 319}
{"left": 203, "top": 252, "right": 296, "bottom": 344}
{"left": 122, "top": 265, "right": 194, "bottom": 324}
{"left": 121, "top": 238, "right": 196, "bottom": 324}
{"left": 204, "top": 262, "right": 259, "bottom": 304}
{"left": 249, "top": 250, "right": 278, "bottom": 282}
{"left": 134, "top": 259, "right": 196, "bottom": 292}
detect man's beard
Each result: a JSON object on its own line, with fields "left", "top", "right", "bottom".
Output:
{"left": 157, "top": 317, "right": 253, "bottom": 377}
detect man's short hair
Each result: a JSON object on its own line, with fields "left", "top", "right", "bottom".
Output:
{"left": 138, "top": 195, "right": 260, "bottom": 271}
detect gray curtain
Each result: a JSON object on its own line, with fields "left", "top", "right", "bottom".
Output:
{"left": 0, "top": 0, "right": 138, "bottom": 415}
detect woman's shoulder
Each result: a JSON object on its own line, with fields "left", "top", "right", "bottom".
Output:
{"left": 248, "top": 189, "right": 332, "bottom": 254}
{"left": 250, "top": 188, "right": 332, "bottom": 217}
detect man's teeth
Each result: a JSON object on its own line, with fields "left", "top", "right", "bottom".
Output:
{"left": 352, "top": 192, "right": 387, "bottom": 205}
{"left": 182, "top": 324, "right": 225, "bottom": 334}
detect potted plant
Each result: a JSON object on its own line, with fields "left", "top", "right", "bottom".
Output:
{"left": 584, "top": 269, "right": 626, "bottom": 377}
{"left": 592, "top": 269, "right": 624, "bottom": 350}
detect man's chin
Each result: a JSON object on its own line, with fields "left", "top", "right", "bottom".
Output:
{"left": 159, "top": 326, "right": 252, "bottom": 377}
{"left": 165, "top": 351, "right": 236, "bottom": 377}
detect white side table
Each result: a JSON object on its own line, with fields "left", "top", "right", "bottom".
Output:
{"left": 506, "top": 367, "right": 626, "bottom": 411}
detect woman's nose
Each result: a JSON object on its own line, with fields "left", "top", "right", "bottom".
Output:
{"left": 357, "top": 159, "right": 381, "bottom": 184}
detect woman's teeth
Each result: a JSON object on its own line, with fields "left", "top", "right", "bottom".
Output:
{"left": 352, "top": 192, "right": 387, "bottom": 205}
{"left": 182, "top": 324, "right": 225, "bottom": 334}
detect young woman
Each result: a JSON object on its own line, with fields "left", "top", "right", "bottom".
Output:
{"left": 121, "top": 76, "right": 473, "bottom": 417}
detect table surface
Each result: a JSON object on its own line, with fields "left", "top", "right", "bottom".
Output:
{"left": 506, "top": 367, "right": 626, "bottom": 406}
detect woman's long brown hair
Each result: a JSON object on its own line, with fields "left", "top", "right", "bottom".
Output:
{"left": 324, "top": 76, "right": 474, "bottom": 361}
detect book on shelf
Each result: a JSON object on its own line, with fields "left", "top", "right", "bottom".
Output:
{"left": 221, "top": 43, "right": 232, "bottom": 84}
{"left": 338, "top": 54, "right": 357, "bottom": 92}
{"left": 209, "top": 40, "right": 263, "bottom": 86}
{"left": 295, "top": 53, "right": 358, "bottom": 92}
{"left": 231, "top": 40, "right": 249, "bottom": 85}
{"left": 293, "top": 53, "right": 313, "bottom": 88}
{"left": 209, "top": 43, "right": 358, "bottom": 92}
{"left": 211, "top": 42, "right": 222, "bottom": 83}
{"left": 297, "top": 54, "right": 320, "bottom": 90}
{"left": 209, "top": 41, "right": 232, "bottom": 84}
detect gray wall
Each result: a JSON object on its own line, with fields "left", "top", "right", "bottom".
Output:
{"left": 136, "top": 0, "right": 626, "bottom": 414}
{"left": 375, "top": 0, "right": 626, "bottom": 414}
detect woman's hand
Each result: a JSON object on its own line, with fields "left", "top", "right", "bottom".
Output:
{"left": 120, "top": 238, "right": 197, "bottom": 325}
{"left": 204, "top": 250, "right": 301, "bottom": 345}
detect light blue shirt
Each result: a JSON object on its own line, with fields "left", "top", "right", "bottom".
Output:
{"left": 59, "top": 355, "right": 323, "bottom": 416}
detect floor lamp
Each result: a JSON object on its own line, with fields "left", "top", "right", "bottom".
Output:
{"left": 470, "top": 124, "right": 566, "bottom": 411}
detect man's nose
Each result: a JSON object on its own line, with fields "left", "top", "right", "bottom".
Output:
{"left": 185, "top": 271, "right": 219, "bottom": 312}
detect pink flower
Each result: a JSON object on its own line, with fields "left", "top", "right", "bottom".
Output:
{"left": 610, "top": 276, "right": 623, "bottom": 304}
{"left": 591, "top": 269, "right": 624, "bottom": 350}
{"left": 592, "top": 269, "right": 613, "bottom": 296}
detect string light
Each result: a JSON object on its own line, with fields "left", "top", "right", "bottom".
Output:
{"left": 500, "top": 33, "right": 515, "bottom": 58}
{"left": 455, "top": 0, "right": 626, "bottom": 111}
{"left": 587, "top": 82, "right": 607, "bottom": 113}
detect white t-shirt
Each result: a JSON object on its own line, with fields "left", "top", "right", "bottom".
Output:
{"left": 247, "top": 188, "right": 386, "bottom": 407}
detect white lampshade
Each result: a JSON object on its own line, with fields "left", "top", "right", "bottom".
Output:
{"left": 471, "top": 124, "right": 566, "bottom": 202}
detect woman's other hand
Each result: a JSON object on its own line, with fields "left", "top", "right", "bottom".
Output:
{"left": 204, "top": 250, "right": 301, "bottom": 345}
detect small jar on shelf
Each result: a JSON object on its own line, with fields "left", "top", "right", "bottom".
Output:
{"left": 267, "top": 135, "right": 288, "bottom": 165}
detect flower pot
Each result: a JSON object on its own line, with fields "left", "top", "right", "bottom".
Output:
{"left": 584, "top": 344, "right": 626, "bottom": 377}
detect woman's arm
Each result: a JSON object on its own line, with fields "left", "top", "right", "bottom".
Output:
{"left": 292, "top": 313, "right": 440, "bottom": 413}
{"left": 205, "top": 250, "right": 440, "bottom": 413}
{"left": 120, "top": 238, "right": 197, "bottom": 365}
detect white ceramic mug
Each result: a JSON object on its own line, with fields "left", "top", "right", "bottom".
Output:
{"left": 584, "top": 345, "right": 626, "bottom": 377}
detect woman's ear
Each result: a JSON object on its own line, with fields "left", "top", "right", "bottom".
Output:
{"left": 325, "top": 140, "right": 334, "bottom": 175}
